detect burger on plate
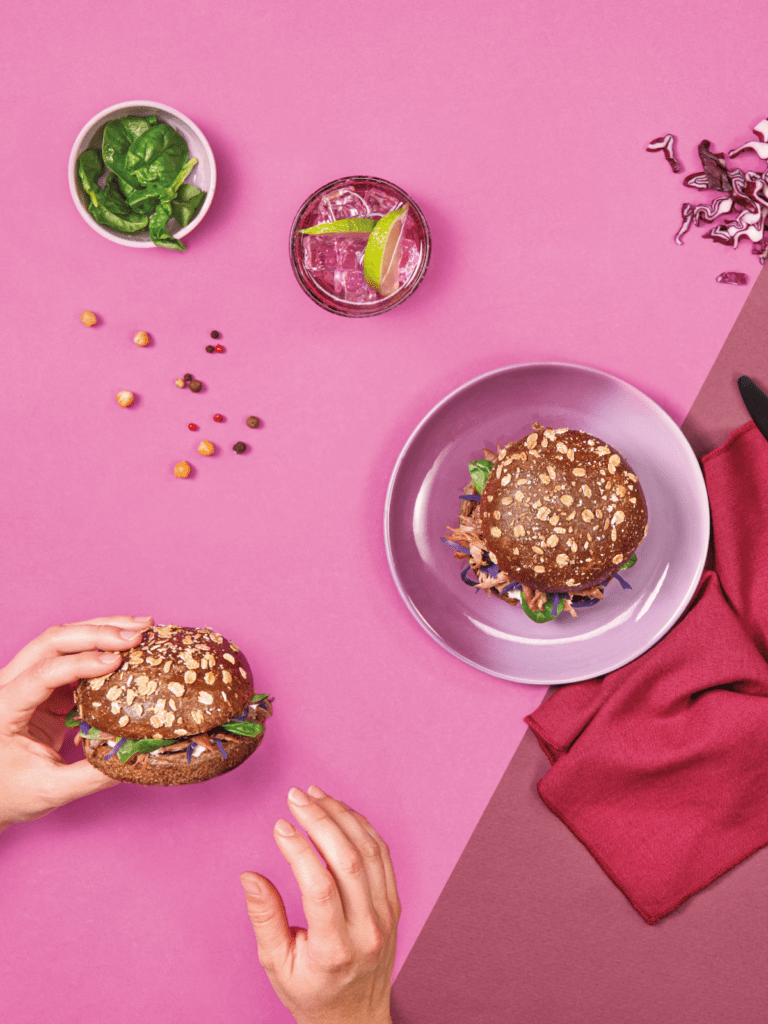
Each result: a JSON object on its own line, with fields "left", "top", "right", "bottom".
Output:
{"left": 65, "top": 623, "right": 272, "bottom": 785}
{"left": 442, "top": 423, "right": 648, "bottom": 622}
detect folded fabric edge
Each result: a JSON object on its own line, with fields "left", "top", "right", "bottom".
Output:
{"left": 535, "top": 777, "right": 768, "bottom": 926}
{"left": 523, "top": 714, "right": 565, "bottom": 765}
{"left": 701, "top": 419, "right": 755, "bottom": 466}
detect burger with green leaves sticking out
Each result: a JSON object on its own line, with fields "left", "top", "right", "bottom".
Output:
{"left": 66, "top": 624, "right": 272, "bottom": 785}
{"left": 443, "top": 423, "right": 648, "bottom": 622}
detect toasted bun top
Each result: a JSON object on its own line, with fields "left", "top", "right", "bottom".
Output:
{"left": 75, "top": 624, "right": 254, "bottom": 739}
{"left": 479, "top": 425, "right": 648, "bottom": 591}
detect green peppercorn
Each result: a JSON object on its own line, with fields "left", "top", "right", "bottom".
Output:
{"left": 205, "top": 345, "right": 215, "bottom": 353}
{"left": 246, "top": 416, "right": 260, "bottom": 429}
{"left": 210, "top": 330, "right": 220, "bottom": 339}
{"left": 183, "top": 373, "right": 193, "bottom": 381}
{"left": 189, "top": 380, "right": 203, "bottom": 393}
{"left": 233, "top": 442, "right": 246, "bottom": 454}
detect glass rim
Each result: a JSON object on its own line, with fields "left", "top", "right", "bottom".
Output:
{"left": 289, "top": 175, "right": 431, "bottom": 317}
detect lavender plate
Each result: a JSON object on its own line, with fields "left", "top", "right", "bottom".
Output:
{"left": 384, "top": 363, "right": 710, "bottom": 685}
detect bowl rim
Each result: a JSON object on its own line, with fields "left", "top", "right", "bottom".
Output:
{"left": 68, "top": 99, "right": 217, "bottom": 248}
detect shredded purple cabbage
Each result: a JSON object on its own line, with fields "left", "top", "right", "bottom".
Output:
{"left": 103, "top": 738, "right": 127, "bottom": 761}
{"left": 186, "top": 744, "right": 194, "bottom": 764}
{"left": 441, "top": 537, "right": 470, "bottom": 554}
{"left": 646, "top": 134, "right": 681, "bottom": 173}
{"left": 460, "top": 563, "right": 477, "bottom": 586}
{"left": 612, "top": 573, "right": 632, "bottom": 590}
{"left": 499, "top": 582, "right": 522, "bottom": 594}
{"left": 79, "top": 722, "right": 90, "bottom": 736}
{"left": 552, "top": 594, "right": 560, "bottom": 616}
{"left": 571, "top": 595, "right": 601, "bottom": 607}
{"left": 214, "top": 738, "right": 228, "bottom": 758}
{"left": 480, "top": 562, "right": 499, "bottom": 578}
{"left": 460, "top": 493, "right": 481, "bottom": 502}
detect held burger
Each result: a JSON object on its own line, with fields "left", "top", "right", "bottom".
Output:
{"left": 65, "top": 624, "right": 272, "bottom": 785}
{"left": 442, "top": 423, "right": 649, "bottom": 622}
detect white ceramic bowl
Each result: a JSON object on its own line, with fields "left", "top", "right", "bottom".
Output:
{"left": 68, "top": 100, "right": 216, "bottom": 248}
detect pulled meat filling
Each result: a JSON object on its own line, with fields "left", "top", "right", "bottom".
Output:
{"left": 78, "top": 699, "right": 272, "bottom": 765}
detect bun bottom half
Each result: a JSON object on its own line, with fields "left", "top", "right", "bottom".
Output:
{"left": 85, "top": 732, "right": 265, "bottom": 786}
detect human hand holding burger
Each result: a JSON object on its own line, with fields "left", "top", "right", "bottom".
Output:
{"left": 241, "top": 786, "right": 399, "bottom": 1024}
{"left": 0, "top": 622, "right": 399, "bottom": 1024}
{"left": 0, "top": 616, "right": 152, "bottom": 832}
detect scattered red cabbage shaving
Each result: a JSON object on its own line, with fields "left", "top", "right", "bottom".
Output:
{"left": 683, "top": 140, "right": 731, "bottom": 192}
{"left": 646, "top": 134, "right": 681, "bottom": 173}
{"left": 103, "top": 738, "right": 127, "bottom": 760}
{"left": 716, "top": 271, "right": 749, "bottom": 285}
{"left": 214, "top": 738, "right": 228, "bottom": 758}
{"left": 658, "top": 119, "right": 768, "bottom": 265}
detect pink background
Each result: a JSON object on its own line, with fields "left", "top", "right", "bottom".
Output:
{"left": 2, "top": 1, "right": 767, "bottom": 1021}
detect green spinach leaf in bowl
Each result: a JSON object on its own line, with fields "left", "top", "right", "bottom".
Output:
{"left": 77, "top": 114, "right": 206, "bottom": 251}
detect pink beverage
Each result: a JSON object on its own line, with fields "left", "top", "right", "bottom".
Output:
{"left": 289, "top": 176, "right": 431, "bottom": 317}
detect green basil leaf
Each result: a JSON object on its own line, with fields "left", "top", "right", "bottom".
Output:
{"left": 469, "top": 459, "right": 494, "bottom": 495}
{"left": 171, "top": 182, "right": 206, "bottom": 227}
{"left": 126, "top": 122, "right": 189, "bottom": 188}
{"left": 102, "top": 116, "right": 157, "bottom": 189}
{"left": 250, "top": 694, "right": 269, "bottom": 703}
{"left": 118, "top": 176, "right": 159, "bottom": 216}
{"left": 617, "top": 552, "right": 637, "bottom": 571}
{"left": 219, "top": 720, "right": 265, "bottom": 738}
{"left": 521, "top": 592, "right": 563, "bottom": 624}
{"left": 65, "top": 707, "right": 82, "bottom": 729}
{"left": 77, "top": 149, "right": 105, "bottom": 206}
{"left": 83, "top": 725, "right": 102, "bottom": 741}
{"left": 117, "top": 736, "right": 177, "bottom": 764}
{"left": 149, "top": 199, "right": 186, "bottom": 251}
{"left": 88, "top": 173, "right": 149, "bottom": 233}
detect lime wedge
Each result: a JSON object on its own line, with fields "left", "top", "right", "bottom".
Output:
{"left": 300, "top": 218, "right": 377, "bottom": 235}
{"left": 363, "top": 205, "right": 409, "bottom": 296}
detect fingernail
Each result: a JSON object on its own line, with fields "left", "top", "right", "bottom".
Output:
{"left": 288, "top": 787, "right": 310, "bottom": 806}
{"left": 307, "top": 785, "right": 326, "bottom": 799}
{"left": 240, "top": 873, "right": 262, "bottom": 897}
{"left": 98, "top": 650, "right": 121, "bottom": 663}
{"left": 132, "top": 616, "right": 153, "bottom": 622}
{"left": 119, "top": 629, "right": 144, "bottom": 641}
{"left": 275, "top": 818, "right": 297, "bottom": 836}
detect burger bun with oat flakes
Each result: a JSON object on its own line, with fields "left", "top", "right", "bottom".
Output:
{"left": 444, "top": 423, "right": 648, "bottom": 622}
{"left": 66, "top": 624, "right": 273, "bottom": 785}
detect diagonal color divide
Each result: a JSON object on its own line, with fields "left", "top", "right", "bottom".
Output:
{"left": 391, "top": 264, "right": 768, "bottom": 1024}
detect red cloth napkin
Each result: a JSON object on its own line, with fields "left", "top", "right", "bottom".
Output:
{"left": 525, "top": 421, "right": 768, "bottom": 924}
